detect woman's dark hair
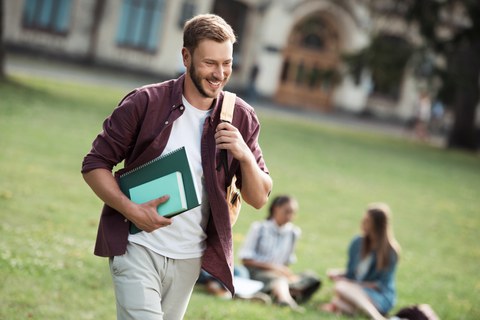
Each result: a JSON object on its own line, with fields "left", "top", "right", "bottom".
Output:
{"left": 395, "top": 305, "right": 429, "bottom": 320}
{"left": 267, "top": 195, "right": 293, "bottom": 220}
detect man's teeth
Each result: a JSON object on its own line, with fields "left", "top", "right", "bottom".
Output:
{"left": 208, "top": 80, "right": 221, "bottom": 86}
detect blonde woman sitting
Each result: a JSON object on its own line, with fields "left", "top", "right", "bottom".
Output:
{"left": 322, "top": 203, "right": 401, "bottom": 320}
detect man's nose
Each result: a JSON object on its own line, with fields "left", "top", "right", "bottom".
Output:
{"left": 213, "top": 65, "right": 225, "bottom": 79}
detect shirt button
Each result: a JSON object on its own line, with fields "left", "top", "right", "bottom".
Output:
{"left": 180, "top": 106, "right": 184, "bottom": 111}
{"left": 165, "top": 121, "right": 169, "bottom": 125}
{"left": 124, "top": 219, "right": 128, "bottom": 223}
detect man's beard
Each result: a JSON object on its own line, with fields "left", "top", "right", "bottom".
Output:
{"left": 189, "top": 61, "right": 222, "bottom": 99}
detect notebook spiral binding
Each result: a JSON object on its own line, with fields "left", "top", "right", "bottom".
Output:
{"left": 119, "top": 147, "right": 185, "bottom": 178}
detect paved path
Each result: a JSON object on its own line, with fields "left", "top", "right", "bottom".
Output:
{"left": 5, "top": 53, "right": 445, "bottom": 146}
{"left": 6, "top": 53, "right": 159, "bottom": 90}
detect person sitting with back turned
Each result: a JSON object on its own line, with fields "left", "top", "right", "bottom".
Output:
{"left": 239, "top": 195, "right": 321, "bottom": 312}
{"left": 81, "top": 13, "right": 272, "bottom": 320}
{"left": 321, "top": 202, "right": 401, "bottom": 320}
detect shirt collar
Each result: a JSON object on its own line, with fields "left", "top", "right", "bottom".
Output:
{"left": 172, "top": 73, "right": 223, "bottom": 121}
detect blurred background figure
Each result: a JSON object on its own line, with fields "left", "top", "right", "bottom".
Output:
{"left": 430, "top": 99, "right": 446, "bottom": 135}
{"left": 246, "top": 64, "right": 259, "bottom": 102}
{"left": 321, "top": 202, "right": 401, "bottom": 320}
{"left": 414, "top": 92, "right": 432, "bottom": 141}
{"left": 239, "top": 195, "right": 321, "bottom": 312}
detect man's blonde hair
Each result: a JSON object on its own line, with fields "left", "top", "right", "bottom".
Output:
{"left": 183, "top": 14, "right": 236, "bottom": 54}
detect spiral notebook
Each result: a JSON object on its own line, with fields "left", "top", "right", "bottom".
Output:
{"left": 119, "top": 147, "right": 201, "bottom": 234}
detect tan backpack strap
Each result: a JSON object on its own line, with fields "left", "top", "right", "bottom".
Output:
{"left": 220, "top": 92, "right": 241, "bottom": 226}
{"left": 220, "top": 91, "right": 236, "bottom": 123}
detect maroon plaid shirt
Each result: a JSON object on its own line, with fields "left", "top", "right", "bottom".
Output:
{"left": 82, "top": 74, "right": 269, "bottom": 294}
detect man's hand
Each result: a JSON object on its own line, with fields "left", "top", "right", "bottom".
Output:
{"left": 214, "top": 122, "right": 272, "bottom": 209}
{"left": 127, "top": 195, "right": 173, "bottom": 232}
{"left": 83, "top": 169, "right": 173, "bottom": 232}
{"left": 215, "top": 122, "right": 251, "bottom": 163}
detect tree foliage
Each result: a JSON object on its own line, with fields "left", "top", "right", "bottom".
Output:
{"left": 350, "top": 0, "right": 480, "bottom": 150}
{"left": 405, "top": 0, "right": 480, "bottom": 150}
{"left": 344, "top": 35, "right": 413, "bottom": 99}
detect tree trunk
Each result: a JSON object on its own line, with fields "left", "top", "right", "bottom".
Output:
{"left": 0, "top": 0, "right": 5, "bottom": 80}
{"left": 447, "top": 39, "right": 480, "bottom": 151}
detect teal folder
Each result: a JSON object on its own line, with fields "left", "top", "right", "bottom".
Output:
{"left": 119, "top": 147, "right": 200, "bottom": 234}
{"left": 129, "top": 171, "right": 187, "bottom": 217}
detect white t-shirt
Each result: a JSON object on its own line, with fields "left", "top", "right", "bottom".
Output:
{"left": 355, "top": 253, "right": 373, "bottom": 281}
{"left": 128, "top": 96, "right": 212, "bottom": 259}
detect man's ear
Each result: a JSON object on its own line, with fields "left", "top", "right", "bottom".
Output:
{"left": 181, "top": 47, "right": 190, "bottom": 68}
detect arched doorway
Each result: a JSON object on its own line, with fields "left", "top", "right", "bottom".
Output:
{"left": 275, "top": 12, "right": 340, "bottom": 111}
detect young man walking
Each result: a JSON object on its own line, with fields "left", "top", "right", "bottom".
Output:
{"left": 82, "top": 14, "right": 272, "bottom": 320}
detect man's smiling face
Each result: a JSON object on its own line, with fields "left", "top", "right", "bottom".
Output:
{"left": 186, "top": 39, "right": 233, "bottom": 100}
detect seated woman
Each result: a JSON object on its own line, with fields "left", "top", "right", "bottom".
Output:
{"left": 239, "top": 195, "right": 320, "bottom": 311}
{"left": 322, "top": 202, "right": 401, "bottom": 320}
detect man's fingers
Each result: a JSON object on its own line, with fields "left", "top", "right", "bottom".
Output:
{"left": 149, "top": 195, "right": 170, "bottom": 207}
{"left": 139, "top": 195, "right": 172, "bottom": 231}
{"left": 216, "top": 122, "right": 233, "bottom": 132}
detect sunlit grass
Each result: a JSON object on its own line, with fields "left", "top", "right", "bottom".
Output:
{"left": 1, "top": 75, "right": 479, "bottom": 319}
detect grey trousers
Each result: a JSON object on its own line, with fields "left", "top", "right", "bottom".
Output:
{"left": 109, "top": 242, "right": 202, "bottom": 320}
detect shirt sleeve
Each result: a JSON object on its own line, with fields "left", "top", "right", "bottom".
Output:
{"left": 81, "top": 89, "right": 144, "bottom": 173}
{"left": 234, "top": 108, "right": 269, "bottom": 189}
{"left": 287, "top": 226, "right": 301, "bottom": 265}
{"left": 345, "top": 236, "right": 361, "bottom": 280}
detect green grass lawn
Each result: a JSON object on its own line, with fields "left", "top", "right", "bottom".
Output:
{"left": 1, "top": 75, "right": 479, "bottom": 320}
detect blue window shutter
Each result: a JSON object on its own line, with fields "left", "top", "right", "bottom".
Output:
{"left": 22, "top": 0, "right": 37, "bottom": 26}
{"left": 178, "top": 0, "right": 196, "bottom": 29}
{"left": 117, "top": 0, "right": 132, "bottom": 45}
{"left": 55, "top": 0, "right": 72, "bottom": 32}
{"left": 133, "top": 2, "right": 147, "bottom": 47}
{"left": 39, "top": 0, "right": 54, "bottom": 28}
{"left": 116, "top": 0, "right": 165, "bottom": 52}
{"left": 147, "top": 0, "right": 164, "bottom": 52}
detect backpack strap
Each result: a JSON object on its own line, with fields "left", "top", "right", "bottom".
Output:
{"left": 217, "top": 91, "right": 237, "bottom": 188}
{"left": 220, "top": 91, "right": 236, "bottom": 123}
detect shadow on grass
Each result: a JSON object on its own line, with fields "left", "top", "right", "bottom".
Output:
{"left": 0, "top": 74, "right": 122, "bottom": 118}
{"left": 1, "top": 76, "right": 61, "bottom": 113}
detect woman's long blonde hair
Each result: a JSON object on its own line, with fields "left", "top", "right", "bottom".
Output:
{"left": 361, "top": 202, "right": 401, "bottom": 270}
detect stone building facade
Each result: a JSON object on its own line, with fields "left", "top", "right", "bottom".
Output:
{"left": 4, "top": 0, "right": 423, "bottom": 120}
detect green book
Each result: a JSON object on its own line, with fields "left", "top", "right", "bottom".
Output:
{"left": 119, "top": 147, "right": 200, "bottom": 234}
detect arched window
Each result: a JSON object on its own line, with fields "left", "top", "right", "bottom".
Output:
{"left": 276, "top": 12, "right": 340, "bottom": 111}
